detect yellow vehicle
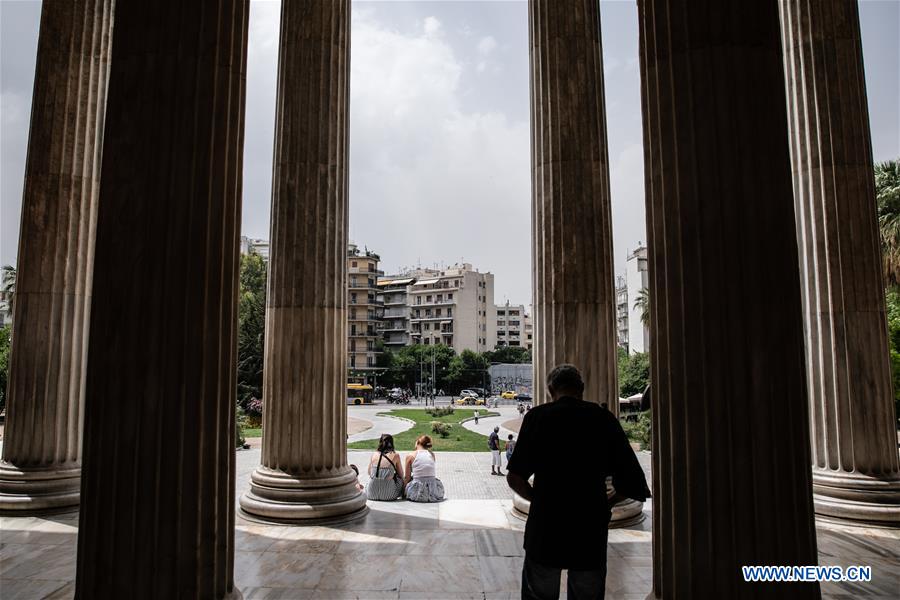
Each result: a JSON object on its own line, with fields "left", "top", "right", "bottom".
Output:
{"left": 501, "top": 391, "right": 517, "bottom": 400}
{"left": 347, "top": 383, "right": 374, "bottom": 405}
{"left": 455, "top": 396, "right": 485, "bottom": 406}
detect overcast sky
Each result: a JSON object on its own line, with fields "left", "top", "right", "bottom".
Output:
{"left": 2, "top": 1, "right": 899, "bottom": 306}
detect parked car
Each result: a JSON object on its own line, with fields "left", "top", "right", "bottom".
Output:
{"left": 500, "top": 391, "right": 517, "bottom": 400}
{"left": 516, "top": 393, "right": 532, "bottom": 402}
{"left": 460, "top": 389, "right": 480, "bottom": 398}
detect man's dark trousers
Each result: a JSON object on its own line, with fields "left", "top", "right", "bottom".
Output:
{"left": 521, "top": 555, "right": 606, "bottom": 600}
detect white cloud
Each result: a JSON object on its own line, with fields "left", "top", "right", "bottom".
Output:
{"left": 423, "top": 16, "right": 441, "bottom": 37}
{"left": 477, "top": 35, "right": 497, "bottom": 56}
{"left": 349, "top": 8, "right": 531, "bottom": 298}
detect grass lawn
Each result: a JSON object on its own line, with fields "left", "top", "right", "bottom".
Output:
{"left": 242, "top": 428, "right": 262, "bottom": 438}
{"left": 347, "top": 408, "right": 499, "bottom": 452}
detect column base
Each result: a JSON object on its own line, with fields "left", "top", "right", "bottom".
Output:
{"left": 238, "top": 465, "right": 368, "bottom": 525}
{"left": 509, "top": 492, "right": 645, "bottom": 528}
{"left": 812, "top": 468, "right": 900, "bottom": 528}
{"left": 0, "top": 462, "right": 80, "bottom": 514}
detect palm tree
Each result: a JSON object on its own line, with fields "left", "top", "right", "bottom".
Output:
{"left": 875, "top": 160, "right": 900, "bottom": 287}
{"left": 0, "top": 265, "right": 15, "bottom": 320}
{"left": 633, "top": 287, "right": 650, "bottom": 327}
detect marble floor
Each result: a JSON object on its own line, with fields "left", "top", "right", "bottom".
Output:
{"left": 1, "top": 448, "right": 898, "bottom": 599}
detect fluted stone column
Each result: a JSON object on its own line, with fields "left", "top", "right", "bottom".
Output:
{"left": 638, "top": 0, "right": 820, "bottom": 597}
{"left": 75, "top": 2, "right": 247, "bottom": 598}
{"left": 780, "top": 0, "right": 900, "bottom": 528}
{"left": 0, "top": 0, "right": 112, "bottom": 514}
{"left": 239, "top": 0, "right": 366, "bottom": 525}
{"left": 517, "top": 0, "right": 642, "bottom": 528}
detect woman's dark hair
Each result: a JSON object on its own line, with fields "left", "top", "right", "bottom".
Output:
{"left": 377, "top": 433, "right": 395, "bottom": 453}
{"left": 350, "top": 464, "right": 359, "bottom": 476}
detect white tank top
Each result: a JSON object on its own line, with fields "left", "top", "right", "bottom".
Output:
{"left": 411, "top": 449, "right": 436, "bottom": 478}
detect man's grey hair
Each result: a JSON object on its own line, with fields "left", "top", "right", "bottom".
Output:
{"left": 546, "top": 364, "right": 585, "bottom": 393}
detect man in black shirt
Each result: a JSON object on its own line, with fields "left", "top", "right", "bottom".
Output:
{"left": 506, "top": 364, "right": 650, "bottom": 600}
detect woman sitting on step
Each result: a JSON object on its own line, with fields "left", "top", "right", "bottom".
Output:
{"left": 366, "top": 434, "right": 404, "bottom": 501}
{"left": 403, "top": 435, "right": 445, "bottom": 502}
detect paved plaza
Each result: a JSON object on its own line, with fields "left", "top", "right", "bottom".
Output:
{"left": 2, "top": 439, "right": 898, "bottom": 599}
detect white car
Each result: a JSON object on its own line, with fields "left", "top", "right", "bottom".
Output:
{"left": 460, "top": 389, "right": 479, "bottom": 398}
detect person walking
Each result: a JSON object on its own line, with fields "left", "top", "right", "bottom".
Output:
{"left": 506, "top": 364, "right": 649, "bottom": 600}
{"left": 489, "top": 426, "right": 503, "bottom": 475}
{"left": 504, "top": 434, "right": 516, "bottom": 466}
{"left": 474, "top": 409, "right": 479, "bottom": 425}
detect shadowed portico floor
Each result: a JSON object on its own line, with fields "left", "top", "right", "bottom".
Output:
{"left": 0, "top": 447, "right": 897, "bottom": 598}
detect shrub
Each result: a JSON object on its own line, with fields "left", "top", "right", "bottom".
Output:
{"left": 425, "top": 406, "right": 454, "bottom": 418}
{"left": 247, "top": 397, "right": 263, "bottom": 418}
{"left": 621, "top": 410, "right": 651, "bottom": 450}
{"left": 236, "top": 406, "right": 250, "bottom": 448}
{"left": 431, "top": 421, "right": 452, "bottom": 438}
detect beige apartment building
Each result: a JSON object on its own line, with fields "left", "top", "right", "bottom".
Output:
{"left": 524, "top": 308, "right": 533, "bottom": 350}
{"left": 347, "top": 243, "right": 383, "bottom": 376}
{"left": 405, "top": 264, "right": 495, "bottom": 353}
{"left": 378, "top": 276, "right": 413, "bottom": 348}
{"left": 494, "top": 301, "right": 526, "bottom": 348}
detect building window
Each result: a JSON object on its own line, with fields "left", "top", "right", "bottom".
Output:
{"left": 436, "top": 308, "right": 441, "bottom": 317}
{"left": 424, "top": 338, "right": 430, "bottom": 345}
{"left": 425, "top": 309, "right": 432, "bottom": 317}
{"left": 447, "top": 308, "right": 452, "bottom": 317}
{"left": 437, "top": 294, "right": 443, "bottom": 302}
{"left": 350, "top": 355, "right": 356, "bottom": 367}
{"left": 417, "top": 297, "right": 422, "bottom": 305}
{"left": 426, "top": 295, "right": 432, "bottom": 302}
{"left": 351, "top": 261, "right": 357, "bottom": 267}
{"left": 350, "top": 309, "right": 356, "bottom": 319}
{"left": 448, "top": 293, "right": 453, "bottom": 300}
{"left": 425, "top": 323, "right": 431, "bottom": 331}
{"left": 351, "top": 293, "right": 357, "bottom": 304}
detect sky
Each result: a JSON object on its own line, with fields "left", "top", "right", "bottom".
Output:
{"left": 2, "top": 0, "right": 899, "bottom": 307}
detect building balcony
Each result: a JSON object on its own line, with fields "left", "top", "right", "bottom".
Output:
{"left": 409, "top": 298, "right": 456, "bottom": 307}
{"left": 349, "top": 331, "right": 377, "bottom": 338}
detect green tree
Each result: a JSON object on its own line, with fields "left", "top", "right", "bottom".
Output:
{"left": 379, "top": 344, "right": 456, "bottom": 392}
{"left": 484, "top": 345, "right": 531, "bottom": 364}
{"left": 446, "top": 349, "right": 490, "bottom": 393}
{"left": 634, "top": 287, "right": 650, "bottom": 327}
{"left": 618, "top": 347, "right": 650, "bottom": 398}
{"left": 237, "top": 253, "right": 267, "bottom": 414}
{"left": 875, "top": 159, "right": 900, "bottom": 287}
{"left": 0, "top": 325, "right": 10, "bottom": 414}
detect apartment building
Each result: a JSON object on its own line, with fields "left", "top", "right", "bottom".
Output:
{"left": 406, "top": 264, "right": 495, "bottom": 353}
{"left": 239, "top": 236, "right": 270, "bottom": 260}
{"left": 625, "top": 244, "right": 649, "bottom": 354}
{"left": 615, "top": 275, "right": 629, "bottom": 349}
{"left": 347, "top": 243, "right": 383, "bottom": 372}
{"left": 378, "top": 276, "right": 413, "bottom": 347}
{"left": 494, "top": 301, "right": 526, "bottom": 348}
{"left": 523, "top": 309, "right": 533, "bottom": 350}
